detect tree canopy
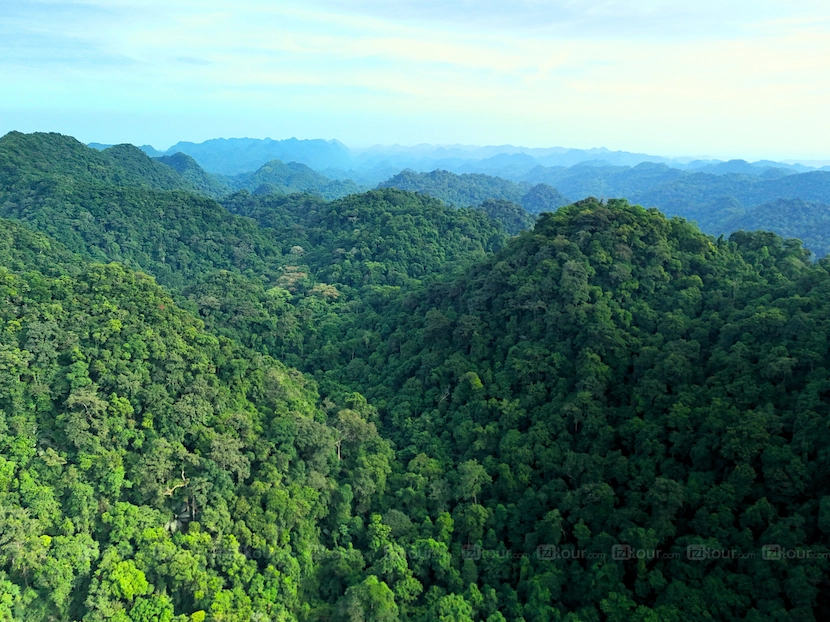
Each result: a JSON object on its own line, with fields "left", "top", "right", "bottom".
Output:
{"left": 3, "top": 132, "right": 830, "bottom": 620}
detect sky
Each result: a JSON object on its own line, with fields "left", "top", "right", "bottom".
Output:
{"left": 2, "top": 0, "right": 830, "bottom": 161}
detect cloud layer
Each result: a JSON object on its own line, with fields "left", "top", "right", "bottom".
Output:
{"left": 2, "top": 0, "right": 829, "bottom": 159}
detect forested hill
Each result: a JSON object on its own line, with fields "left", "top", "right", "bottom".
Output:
{"left": 2, "top": 132, "right": 361, "bottom": 203}
{"left": 0, "top": 132, "right": 196, "bottom": 194}
{"left": 0, "top": 172, "right": 285, "bottom": 290}
{"left": 225, "top": 159, "right": 363, "bottom": 200}
{"left": 380, "top": 164, "right": 830, "bottom": 256}
{"left": 633, "top": 169, "right": 830, "bottom": 232}
{"left": 723, "top": 198, "right": 830, "bottom": 258}
{"left": 155, "top": 152, "right": 232, "bottom": 199}
{"left": 514, "top": 161, "right": 825, "bottom": 203}
{"left": 475, "top": 199, "right": 536, "bottom": 235}
{"left": 379, "top": 169, "right": 530, "bottom": 205}
{"left": 319, "top": 198, "right": 830, "bottom": 620}
{"left": 0, "top": 132, "right": 515, "bottom": 372}
{"left": 132, "top": 136, "right": 822, "bottom": 181}
{"left": 0, "top": 133, "right": 516, "bottom": 292}
{"left": 0, "top": 217, "right": 84, "bottom": 276}
{"left": 378, "top": 169, "right": 570, "bottom": 215}
{"left": 222, "top": 189, "right": 508, "bottom": 288}
{"left": 23, "top": 131, "right": 830, "bottom": 255}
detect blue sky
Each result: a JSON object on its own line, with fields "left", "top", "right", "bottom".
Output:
{"left": 2, "top": 0, "right": 829, "bottom": 161}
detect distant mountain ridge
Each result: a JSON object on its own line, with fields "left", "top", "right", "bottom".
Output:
{"left": 60, "top": 132, "right": 830, "bottom": 257}
{"left": 376, "top": 164, "right": 830, "bottom": 257}
{"left": 89, "top": 137, "right": 364, "bottom": 200}
{"left": 91, "top": 138, "right": 829, "bottom": 185}
{"left": 164, "top": 137, "right": 352, "bottom": 175}
{"left": 723, "top": 198, "right": 830, "bottom": 258}
{"left": 92, "top": 137, "right": 356, "bottom": 178}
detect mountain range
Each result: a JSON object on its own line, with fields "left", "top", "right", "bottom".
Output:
{"left": 89, "top": 137, "right": 830, "bottom": 185}
{"left": 84, "top": 135, "right": 830, "bottom": 257}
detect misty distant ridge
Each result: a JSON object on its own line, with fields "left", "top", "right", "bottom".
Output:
{"left": 81, "top": 132, "right": 830, "bottom": 255}
{"left": 89, "top": 137, "right": 829, "bottom": 185}
{"left": 91, "top": 136, "right": 351, "bottom": 176}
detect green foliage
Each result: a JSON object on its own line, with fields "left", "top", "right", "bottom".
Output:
{"left": 226, "top": 189, "right": 509, "bottom": 288}
{"left": 318, "top": 198, "right": 830, "bottom": 620}
{"left": 475, "top": 199, "right": 536, "bottom": 235}
{"left": 0, "top": 132, "right": 205, "bottom": 196}
{"left": 334, "top": 576, "right": 399, "bottom": 622}
{"left": 0, "top": 218, "right": 83, "bottom": 277}
{"left": 6, "top": 131, "right": 830, "bottom": 620}
{"left": 156, "top": 153, "right": 231, "bottom": 199}
{"left": 379, "top": 169, "right": 531, "bottom": 207}
{"left": 0, "top": 181, "right": 284, "bottom": 290}
{"left": 227, "top": 159, "right": 363, "bottom": 200}
{"left": 0, "top": 224, "right": 393, "bottom": 620}
{"left": 521, "top": 163, "right": 830, "bottom": 256}
{"left": 724, "top": 199, "right": 830, "bottom": 258}
{"left": 628, "top": 170, "right": 830, "bottom": 252}
{"left": 523, "top": 161, "right": 685, "bottom": 203}
{"left": 519, "top": 183, "right": 570, "bottom": 215}
{"left": 377, "top": 170, "right": 562, "bottom": 234}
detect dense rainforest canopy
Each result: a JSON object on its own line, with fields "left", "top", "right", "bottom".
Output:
{"left": 378, "top": 169, "right": 570, "bottom": 217}
{"left": 2, "top": 132, "right": 830, "bottom": 621}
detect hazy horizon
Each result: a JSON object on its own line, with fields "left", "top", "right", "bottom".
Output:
{"left": 10, "top": 126, "right": 830, "bottom": 171}
{"left": 72, "top": 134, "right": 828, "bottom": 169}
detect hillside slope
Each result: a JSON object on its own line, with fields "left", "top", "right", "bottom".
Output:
{"left": 1, "top": 132, "right": 191, "bottom": 193}
{"left": 378, "top": 169, "right": 569, "bottom": 220}
{"left": 0, "top": 221, "right": 394, "bottom": 621}
{"left": 724, "top": 198, "right": 830, "bottom": 257}
{"left": 378, "top": 169, "right": 530, "bottom": 206}
{"left": 0, "top": 133, "right": 515, "bottom": 374}
{"left": 223, "top": 188, "right": 510, "bottom": 289}
{"left": 0, "top": 179, "right": 284, "bottom": 289}
{"left": 320, "top": 199, "right": 830, "bottom": 620}
{"left": 155, "top": 152, "right": 231, "bottom": 198}
{"left": 227, "top": 159, "right": 363, "bottom": 200}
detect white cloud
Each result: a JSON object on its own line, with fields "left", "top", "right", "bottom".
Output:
{"left": 1, "top": 0, "right": 829, "bottom": 158}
